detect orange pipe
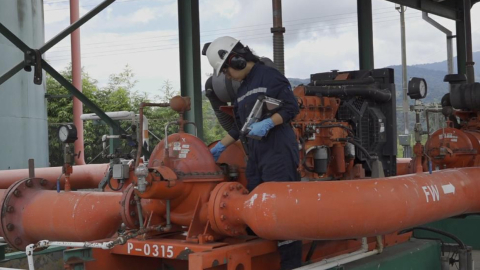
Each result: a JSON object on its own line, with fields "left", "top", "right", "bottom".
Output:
{"left": 21, "top": 191, "right": 122, "bottom": 242}
{"left": 70, "top": 0, "right": 85, "bottom": 165}
{"left": 0, "top": 164, "right": 109, "bottom": 189}
{"left": 211, "top": 168, "right": 480, "bottom": 240}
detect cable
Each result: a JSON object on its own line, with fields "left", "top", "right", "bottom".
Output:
{"left": 47, "top": 10, "right": 419, "bottom": 55}
{"left": 46, "top": 15, "right": 421, "bottom": 62}
{"left": 48, "top": 8, "right": 407, "bottom": 52}
{"left": 398, "top": 226, "right": 466, "bottom": 249}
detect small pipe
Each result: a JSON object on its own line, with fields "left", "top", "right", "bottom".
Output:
{"left": 136, "top": 102, "right": 170, "bottom": 167}
{"left": 28, "top": 159, "right": 35, "bottom": 178}
{"left": 27, "top": 239, "right": 115, "bottom": 270}
{"left": 163, "top": 199, "right": 172, "bottom": 231}
{"left": 164, "top": 121, "right": 179, "bottom": 151}
{"left": 135, "top": 195, "right": 144, "bottom": 230}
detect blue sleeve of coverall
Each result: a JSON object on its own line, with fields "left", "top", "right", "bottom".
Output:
{"left": 227, "top": 101, "right": 241, "bottom": 141}
{"left": 267, "top": 77, "right": 299, "bottom": 123}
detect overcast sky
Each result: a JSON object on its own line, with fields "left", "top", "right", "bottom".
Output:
{"left": 43, "top": 0, "right": 480, "bottom": 97}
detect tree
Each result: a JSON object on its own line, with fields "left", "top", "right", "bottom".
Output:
{"left": 47, "top": 65, "right": 225, "bottom": 166}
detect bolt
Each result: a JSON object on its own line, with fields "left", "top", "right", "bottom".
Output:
{"left": 130, "top": 211, "right": 136, "bottom": 216}
{"left": 26, "top": 51, "right": 31, "bottom": 55}
{"left": 207, "top": 235, "right": 214, "bottom": 242}
{"left": 15, "top": 237, "right": 22, "bottom": 245}
{"left": 236, "top": 184, "right": 242, "bottom": 190}
{"left": 40, "top": 179, "right": 48, "bottom": 186}
{"left": 220, "top": 215, "right": 226, "bottom": 221}
{"left": 6, "top": 206, "right": 14, "bottom": 213}
{"left": 25, "top": 180, "right": 33, "bottom": 187}
{"left": 229, "top": 185, "right": 235, "bottom": 191}
{"left": 242, "top": 190, "right": 249, "bottom": 195}
{"left": 130, "top": 200, "right": 136, "bottom": 205}
{"left": 220, "top": 202, "right": 226, "bottom": 208}
{"left": 224, "top": 225, "right": 230, "bottom": 231}
{"left": 223, "top": 192, "right": 229, "bottom": 197}
{"left": 6, "top": 223, "right": 14, "bottom": 231}
{"left": 13, "top": 190, "right": 21, "bottom": 197}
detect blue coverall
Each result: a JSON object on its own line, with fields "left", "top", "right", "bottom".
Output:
{"left": 227, "top": 63, "right": 302, "bottom": 270}
{"left": 228, "top": 63, "right": 300, "bottom": 191}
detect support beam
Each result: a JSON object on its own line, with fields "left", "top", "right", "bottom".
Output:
{"left": 357, "top": 0, "right": 374, "bottom": 70}
{"left": 178, "top": 0, "right": 203, "bottom": 139}
{"left": 386, "top": 0, "right": 457, "bottom": 19}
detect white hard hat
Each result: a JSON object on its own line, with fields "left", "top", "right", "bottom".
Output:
{"left": 205, "top": 36, "right": 240, "bottom": 76}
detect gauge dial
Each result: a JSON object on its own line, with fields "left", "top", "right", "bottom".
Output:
{"left": 58, "top": 124, "right": 78, "bottom": 143}
{"left": 407, "top": 77, "right": 428, "bottom": 100}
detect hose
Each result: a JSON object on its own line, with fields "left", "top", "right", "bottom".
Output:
{"left": 305, "top": 85, "right": 391, "bottom": 103}
{"left": 399, "top": 226, "right": 466, "bottom": 250}
{"left": 309, "top": 76, "right": 375, "bottom": 86}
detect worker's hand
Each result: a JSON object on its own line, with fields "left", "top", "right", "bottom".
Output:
{"left": 248, "top": 118, "right": 275, "bottom": 138}
{"left": 210, "top": 141, "right": 226, "bottom": 162}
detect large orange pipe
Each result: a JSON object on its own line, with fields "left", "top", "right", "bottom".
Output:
{"left": 21, "top": 191, "right": 122, "bottom": 242}
{"left": 0, "top": 164, "right": 109, "bottom": 189}
{"left": 212, "top": 168, "right": 480, "bottom": 240}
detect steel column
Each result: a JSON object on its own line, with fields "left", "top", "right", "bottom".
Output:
{"left": 463, "top": 0, "right": 475, "bottom": 84}
{"left": 177, "top": 0, "right": 203, "bottom": 139}
{"left": 271, "top": 0, "right": 285, "bottom": 75}
{"left": 456, "top": 0, "right": 467, "bottom": 76}
{"left": 357, "top": 0, "right": 375, "bottom": 70}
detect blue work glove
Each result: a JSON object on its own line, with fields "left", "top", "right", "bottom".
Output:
{"left": 210, "top": 141, "right": 226, "bottom": 162}
{"left": 248, "top": 118, "right": 275, "bottom": 138}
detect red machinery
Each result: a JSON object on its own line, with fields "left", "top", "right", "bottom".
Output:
{"left": 1, "top": 73, "right": 480, "bottom": 270}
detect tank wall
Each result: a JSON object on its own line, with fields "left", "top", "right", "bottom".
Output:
{"left": 0, "top": 0, "right": 49, "bottom": 169}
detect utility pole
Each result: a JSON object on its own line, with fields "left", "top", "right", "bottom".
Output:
{"left": 396, "top": 4, "right": 412, "bottom": 158}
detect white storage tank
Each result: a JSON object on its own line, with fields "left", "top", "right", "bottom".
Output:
{"left": 0, "top": 0, "right": 49, "bottom": 169}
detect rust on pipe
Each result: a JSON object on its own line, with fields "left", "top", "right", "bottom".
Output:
{"left": 210, "top": 168, "right": 480, "bottom": 240}
{"left": 0, "top": 178, "right": 123, "bottom": 250}
{"left": 0, "top": 164, "right": 109, "bottom": 189}
{"left": 21, "top": 191, "right": 122, "bottom": 242}
{"left": 70, "top": 0, "right": 85, "bottom": 165}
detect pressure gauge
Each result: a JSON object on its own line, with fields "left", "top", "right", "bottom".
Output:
{"left": 407, "top": 77, "right": 428, "bottom": 100}
{"left": 58, "top": 124, "right": 78, "bottom": 143}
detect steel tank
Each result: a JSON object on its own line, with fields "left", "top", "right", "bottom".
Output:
{"left": 0, "top": 1, "right": 48, "bottom": 169}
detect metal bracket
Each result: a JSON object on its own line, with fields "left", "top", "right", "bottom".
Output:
{"left": 63, "top": 247, "right": 95, "bottom": 270}
{"left": 0, "top": 0, "right": 149, "bottom": 156}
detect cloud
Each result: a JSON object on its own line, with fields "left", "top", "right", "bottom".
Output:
{"left": 129, "top": 8, "right": 158, "bottom": 24}
{"left": 43, "top": 0, "right": 480, "bottom": 100}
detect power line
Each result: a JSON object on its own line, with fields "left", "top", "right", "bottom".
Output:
{"left": 48, "top": 10, "right": 420, "bottom": 55}
{"left": 47, "top": 15, "right": 421, "bottom": 62}
{"left": 49, "top": 7, "right": 398, "bottom": 51}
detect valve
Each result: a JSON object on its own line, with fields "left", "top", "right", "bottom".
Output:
{"left": 134, "top": 163, "right": 149, "bottom": 193}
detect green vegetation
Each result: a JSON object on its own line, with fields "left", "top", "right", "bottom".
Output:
{"left": 46, "top": 65, "right": 224, "bottom": 166}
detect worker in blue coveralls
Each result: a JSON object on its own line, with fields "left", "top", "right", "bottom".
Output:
{"left": 203, "top": 36, "right": 302, "bottom": 270}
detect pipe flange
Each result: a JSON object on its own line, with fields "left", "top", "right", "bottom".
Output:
{"left": 120, "top": 184, "right": 140, "bottom": 229}
{"left": 208, "top": 182, "right": 248, "bottom": 237}
{"left": 1, "top": 178, "right": 54, "bottom": 250}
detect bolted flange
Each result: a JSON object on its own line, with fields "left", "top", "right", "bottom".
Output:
{"left": 0, "top": 178, "right": 53, "bottom": 251}
{"left": 208, "top": 182, "right": 249, "bottom": 237}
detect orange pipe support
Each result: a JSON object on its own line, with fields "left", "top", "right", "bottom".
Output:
{"left": 210, "top": 168, "right": 480, "bottom": 240}
{"left": 0, "top": 164, "right": 109, "bottom": 189}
